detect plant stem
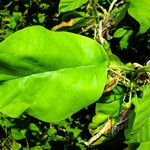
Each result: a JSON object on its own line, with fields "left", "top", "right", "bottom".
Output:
{"left": 138, "top": 65, "right": 150, "bottom": 72}
{"left": 109, "top": 66, "right": 134, "bottom": 71}
{"left": 128, "top": 82, "right": 133, "bottom": 104}
{"left": 97, "top": 3, "right": 108, "bottom": 15}
{"left": 108, "top": 0, "right": 118, "bottom": 12}
{"left": 109, "top": 68, "right": 130, "bottom": 83}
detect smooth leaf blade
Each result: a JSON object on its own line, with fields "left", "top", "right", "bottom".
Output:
{"left": 114, "top": 28, "right": 127, "bottom": 38}
{"left": 0, "top": 26, "right": 108, "bottom": 122}
{"left": 0, "top": 26, "right": 107, "bottom": 81}
{"left": 59, "top": 0, "right": 88, "bottom": 13}
{"left": 128, "top": 0, "right": 150, "bottom": 33}
{"left": 137, "top": 142, "right": 150, "bottom": 150}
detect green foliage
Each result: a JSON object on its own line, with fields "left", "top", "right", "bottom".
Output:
{"left": 137, "top": 142, "right": 150, "bottom": 150}
{"left": 119, "top": 30, "right": 133, "bottom": 50}
{"left": 38, "top": 13, "right": 45, "bottom": 24}
{"left": 125, "top": 85, "right": 150, "bottom": 143}
{"left": 0, "top": 26, "right": 108, "bottom": 122}
{"left": 0, "top": 0, "right": 150, "bottom": 149}
{"left": 59, "top": 0, "right": 88, "bottom": 13}
{"left": 128, "top": 0, "right": 150, "bottom": 33}
{"left": 11, "top": 128, "right": 27, "bottom": 140}
{"left": 7, "top": 12, "right": 22, "bottom": 30}
{"left": 89, "top": 85, "right": 124, "bottom": 141}
{"left": 89, "top": 113, "right": 109, "bottom": 129}
{"left": 114, "top": 28, "right": 128, "bottom": 38}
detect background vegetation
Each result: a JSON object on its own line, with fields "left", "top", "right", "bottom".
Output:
{"left": 0, "top": 0, "right": 150, "bottom": 149}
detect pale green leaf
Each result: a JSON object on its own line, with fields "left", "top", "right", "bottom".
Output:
{"left": 59, "top": 0, "right": 88, "bottom": 13}
{"left": 114, "top": 28, "right": 127, "bottom": 38}
{"left": 89, "top": 113, "right": 109, "bottom": 129}
{"left": 119, "top": 30, "right": 133, "bottom": 50}
{"left": 0, "top": 26, "right": 108, "bottom": 122}
{"left": 128, "top": 0, "right": 150, "bottom": 33}
{"left": 12, "top": 141, "right": 22, "bottom": 150}
{"left": 11, "top": 128, "right": 27, "bottom": 140}
{"left": 38, "top": 13, "right": 45, "bottom": 24}
{"left": 29, "top": 123, "right": 40, "bottom": 132}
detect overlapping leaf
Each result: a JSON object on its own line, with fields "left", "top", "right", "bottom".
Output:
{"left": 128, "top": 0, "right": 150, "bottom": 33}
{"left": 0, "top": 26, "right": 108, "bottom": 122}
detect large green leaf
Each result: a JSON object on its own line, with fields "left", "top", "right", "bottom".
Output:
{"left": 0, "top": 26, "right": 108, "bottom": 122}
{"left": 128, "top": 0, "right": 150, "bottom": 33}
{"left": 137, "top": 142, "right": 150, "bottom": 150}
{"left": 59, "top": 0, "right": 88, "bottom": 13}
{"left": 125, "top": 85, "right": 150, "bottom": 143}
